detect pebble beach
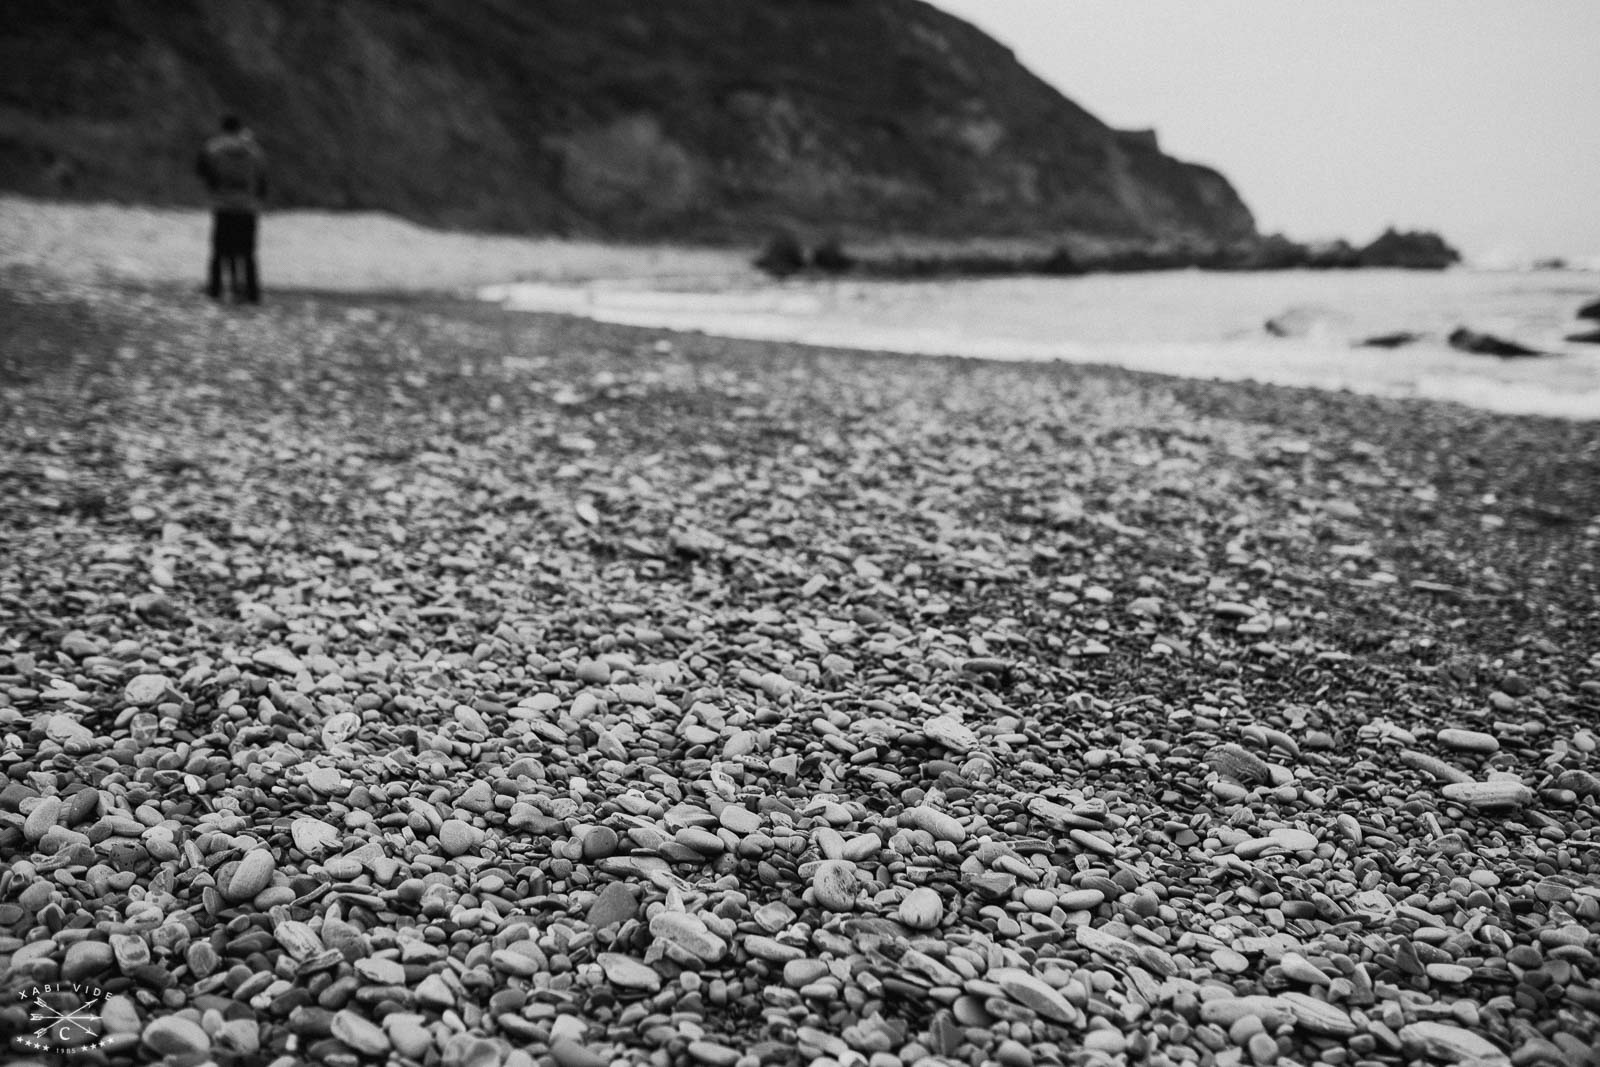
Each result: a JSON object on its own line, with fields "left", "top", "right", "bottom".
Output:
{"left": 3, "top": 228, "right": 1600, "bottom": 1067}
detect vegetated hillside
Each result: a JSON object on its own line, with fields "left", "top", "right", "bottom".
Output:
{"left": 0, "top": 0, "right": 1258, "bottom": 246}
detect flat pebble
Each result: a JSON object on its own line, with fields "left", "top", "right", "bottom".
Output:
{"left": 598, "top": 952, "right": 662, "bottom": 992}
{"left": 1437, "top": 728, "right": 1500, "bottom": 753}
{"left": 898, "top": 805, "right": 966, "bottom": 843}
{"left": 143, "top": 1016, "right": 210, "bottom": 1056}
{"left": 332, "top": 1010, "right": 390, "bottom": 1055}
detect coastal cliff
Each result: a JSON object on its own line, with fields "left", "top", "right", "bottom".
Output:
{"left": 0, "top": 0, "right": 1258, "bottom": 248}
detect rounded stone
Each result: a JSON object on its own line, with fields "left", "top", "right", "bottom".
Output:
{"left": 784, "top": 959, "right": 830, "bottom": 988}
{"left": 897, "top": 806, "right": 966, "bottom": 844}
{"left": 143, "top": 1016, "right": 210, "bottom": 1056}
{"left": 581, "top": 825, "right": 620, "bottom": 860}
{"left": 552, "top": 1038, "right": 608, "bottom": 1067}
{"left": 717, "top": 805, "right": 761, "bottom": 835}
{"left": 1247, "top": 1032, "right": 1279, "bottom": 1065}
{"left": 439, "top": 819, "right": 479, "bottom": 857}
{"left": 123, "top": 675, "right": 171, "bottom": 707}
{"left": 61, "top": 940, "right": 114, "bottom": 982}
{"left": 223, "top": 849, "right": 276, "bottom": 903}
{"left": 331, "top": 1010, "right": 390, "bottom": 1055}
{"left": 897, "top": 886, "right": 945, "bottom": 930}
{"left": 676, "top": 826, "right": 725, "bottom": 855}
{"left": 812, "top": 860, "right": 860, "bottom": 912}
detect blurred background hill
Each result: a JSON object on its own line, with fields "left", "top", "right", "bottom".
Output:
{"left": 0, "top": 0, "right": 1258, "bottom": 248}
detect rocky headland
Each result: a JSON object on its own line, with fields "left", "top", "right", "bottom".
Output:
{"left": 1, "top": 0, "right": 1252, "bottom": 252}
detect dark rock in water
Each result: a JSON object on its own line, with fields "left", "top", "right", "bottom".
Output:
{"left": 1566, "top": 328, "right": 1600, "bottom": 345}
{"left": 1577, "top": 297, "right": 1600, "bottom": 321}
{"left": 810, "top": 239, "right": 854, "bottom": 275}
{"left": 1357, "top": 228, "right": 1461, "bottom": 270}
{"left": 1037, "top": 247, "right": 1083, "bottom": 276}
{"left": 1447, "top": 327, "right": 1545, "bottom": 358}
{"left": 755, "top": 232, "right": 806, "bottom": 277}
{"left": 1358, "top": 331, "right": 1425, "bottom": 349}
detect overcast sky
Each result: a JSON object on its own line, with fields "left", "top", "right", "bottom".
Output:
{"left": 926, "top": 0, "right": 1600, "bottom": 263}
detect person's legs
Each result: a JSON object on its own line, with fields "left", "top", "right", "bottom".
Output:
{"left": 215, "top": 212, "right": 254, "bottom": 302}
{"left": 240, "top": 213, "right": 260, "bottom": 303}
{"left": 207, "top": 212, "right": 225, "bottom": 300}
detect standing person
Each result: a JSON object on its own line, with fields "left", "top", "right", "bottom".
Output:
{"left": 196, "top": 115, "right": 267, "bottom": 303}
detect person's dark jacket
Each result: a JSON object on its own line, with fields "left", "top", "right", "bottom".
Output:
{"left": 197, "top": 130, "right": 267, "bottom": 213}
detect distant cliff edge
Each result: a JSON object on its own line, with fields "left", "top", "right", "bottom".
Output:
{"left": 0, "top": 0, "right": 1260, "bottom": 250}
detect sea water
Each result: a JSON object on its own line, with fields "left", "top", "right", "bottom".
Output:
{"left": 481, "top": 269, "right": 1600, "bottom": 419}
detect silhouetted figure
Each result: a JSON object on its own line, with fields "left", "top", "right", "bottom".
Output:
{"left": 197, "top": 115, "right": 267, "bottom": 303}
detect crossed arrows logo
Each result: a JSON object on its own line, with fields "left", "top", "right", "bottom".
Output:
{"left": 31, "top": 996, "right": 101, "bottom": 1043}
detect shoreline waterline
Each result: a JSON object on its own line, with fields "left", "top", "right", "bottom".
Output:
{"left": 481, "top": 270, "right": 1600, "bottom": 420}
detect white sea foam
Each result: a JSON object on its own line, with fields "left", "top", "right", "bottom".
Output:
{"left": 481, "top": 269, "right": 1600, "bottom": 419}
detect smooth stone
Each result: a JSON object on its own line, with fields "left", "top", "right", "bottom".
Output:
{"left": 1059, "top": 889, "right": 1105, "bottom": 911}
{"left": 1278, "top": 952, "right": 1331, "bottom": 986}
{"left": 1069, "top": 828, "right": 1116, "bottom": 856}
{"left": 383, "top": 1014, "right": 433, "bottom": 1059}
{"left": 898, "top": 886, "right": 944, "bottom": 930}
{"left": 101, "top": 995, "right": 140, "bottom": 1034}
{"left": 1213, "top": 948, "right": 1250, "bottom": 974}
{"left": 143, "top": 1016, "right": 211, "bottom": 1056}
{"left": 552, "top": 1038, "right": 608, "bottom": 1067}
{"left": 1426, "top": 963, "right": 1473, "bottom": 984}
{"left": 580, "top": 825, "right": 620, "bottom": 860}
{"left": 1399, "top": 1021, "right": 1508, "bottom": 1063}
{"left": 575, "top": 660, "right": 611, "bottom": 685}
{"left": 1020, "top": 888, "right": 1056, "bottom": 913}
{"left": 438, "top": 819, "right": 479, "bottom": 857}
{"left": 996, "top": 1039, "right": 1033, "bottom": 1067}
{"left": 307, "top": 765, "right": 344, "bottom": 794}
{"left": 812, "top": 859, "right": 860, "bottom": 912}
{"left": 718, "top": 805, "right": 761, "bottom": 835}
{"left": 291, "top": 816, "right": 341, "bottom": 858}
{"left": 989, "top": 967, "right": 1077, "bottom": 1024}
{"left": 1083, "top": 1029, "right": 1127, "bottom": 1054}
{"left": 744, "top": 936, "right": 806, "bottom": 964}
{"left": 1279, "top": 992, "right": 1357, "bottom": 1037}
{"left": 597, "top": 952, "right": 661, "bottom": 992}
{"left": 688, "top": 1040, "right": 741, "bottom": 1067}
{"left": 415, "top": 974, "right": 455, "bottom": 1009}
{"left": 45, "top": 714, "right": 98, "bottom": 752}
{"left": 898, "top": 805, "right": 966, "bottom": 844}
{"left": 1199, "top": 996, "right": 1297, "bottom": 1029}
{"left": 1268, "top": 827, "right": 1319, "bottom": 854}
{"left": 1248, "top": 1032, "right": 1280, "bottom": 1065}
{"left": 109, "top": 933, "right": 150, "bottom": 971}
{"left": 492, "top": 948, "right": 539, "bottom": 978}
{"left": 586, "top": 882, "right": 640, "bottom": 929}
{"left": 252, "top": 647, "right": 304, "bottom": 674}
{"left": 649, "top": 911, "right": 727, "bottom": 963}
{"left": 124, "top": 675, "right": 172, "bottom": 706}
{"left": 23, "top": 796, "right": 61, "bottom": 843}
{"left": 224, "top": 849, "right": 276, "bottom": 903}
{"left": 355, "top": 957, "right": 406, "bottom": 985}
{"left": 784, "top": 959, "right": 830, "bottom": 988}
{"left": 1436, "top": 728, "right": 1499, "bottom": 753}
{"left": 676, "top": 826, "right": 725, "bottom": 855}
{"left": 62, "top": 939, "right": 114, "bottom": 982}
{"left": 753, "top": 902, "right": 796, "bottom": 933}
{"left": 331, "top": 1010, "right": 389, "bottom": 1055}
